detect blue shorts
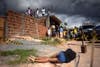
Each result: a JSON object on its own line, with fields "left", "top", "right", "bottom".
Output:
{"left": 57, "top": 51, "right": 66, "bottom": 63}
{"left": 57, "top": 49, "right": 76, "bottom": 63}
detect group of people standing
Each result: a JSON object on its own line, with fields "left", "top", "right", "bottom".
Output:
{"left": 25, "top": 7, "right": 49, "bottom": 18}
{"left": 67, "top": 27, "right": 79, "bottom": 40}
{"left": 47, "top": 25, "right": 65, "bottom": 38}
{"left": 47, "top": 25, "right": 79, "bottom": 40}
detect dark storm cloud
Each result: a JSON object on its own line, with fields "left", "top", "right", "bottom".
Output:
{"left": 0, "top": 0, "right": 100, "bottom": 26}
{"left": 0, "top": 0, "right": 100, "bottom": 17}
{"left": 0, "top": 0, "right": 7, "bottom": 15}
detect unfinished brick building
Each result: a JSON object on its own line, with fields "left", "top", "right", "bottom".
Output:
{"left": 0, "top": 10, "right": 61, "bottom": 40}
{"left": 5, "top": 10, "right": 48, "bottom": 39}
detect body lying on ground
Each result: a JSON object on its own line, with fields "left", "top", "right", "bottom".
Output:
{"left": 28, "top": 48, "right": 76, "bottom": 63}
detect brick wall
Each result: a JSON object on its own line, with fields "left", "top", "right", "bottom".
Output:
{"left": 36, "top": 18, "right": 47, "bottom": 38}
{"left": 7, "top": 11, "right": 22, "bottom": 37}
{"left": 0, "top": 17, "right": 5, "bottom": 42}
{"left": 6, "top": 10, "right": 47, "bottom": 38}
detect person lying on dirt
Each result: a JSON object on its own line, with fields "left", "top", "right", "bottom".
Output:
{"left": 28, "top": 48, "right": 76, "bottom": 63}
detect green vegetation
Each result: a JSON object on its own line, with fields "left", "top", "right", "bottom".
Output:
{"left": 41, "top": 37, "right": 63, "bottom": 46}
{"left": 0, "top": 49, "right": 37, "bottom": 64}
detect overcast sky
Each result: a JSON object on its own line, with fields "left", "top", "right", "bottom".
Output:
{"left": 0, "top": 0, "right": 100, "bottom": 27}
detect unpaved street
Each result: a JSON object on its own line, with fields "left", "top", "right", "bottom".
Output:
{"left": 0, "top": 41, "right": 100, "bottom": 67}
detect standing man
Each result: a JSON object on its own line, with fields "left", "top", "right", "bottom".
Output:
{"left": 25, "top": 7, "right": 33, "bottom": 16}
{"left": 73, "top": 27, "right": 78, "bottom": 40}
{"left": 60, "top": 26, "right": 63, "bottom": 38}
{"left": 47, "top": 27, "right": 52, "bottom": 37}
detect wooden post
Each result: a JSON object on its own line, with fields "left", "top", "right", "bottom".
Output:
{"left": 90, "top": 29, "right": 96, "bottom": 67}
{"left": 81, "top": 28, "right": 87, "bottom": 53}
{"left": 46, "top": 16, "right": 50, "bottom": 28}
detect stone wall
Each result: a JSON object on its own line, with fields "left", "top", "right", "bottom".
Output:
{"left": 6, "top": 10, "right": 47, "bottom": 38}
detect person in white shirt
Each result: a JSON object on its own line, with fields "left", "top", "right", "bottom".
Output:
{"left": 41, "top": 8, "right": 46, "bottom": 16}
{"left": 48, "top": 27, "right": 52, "bottom": 37}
